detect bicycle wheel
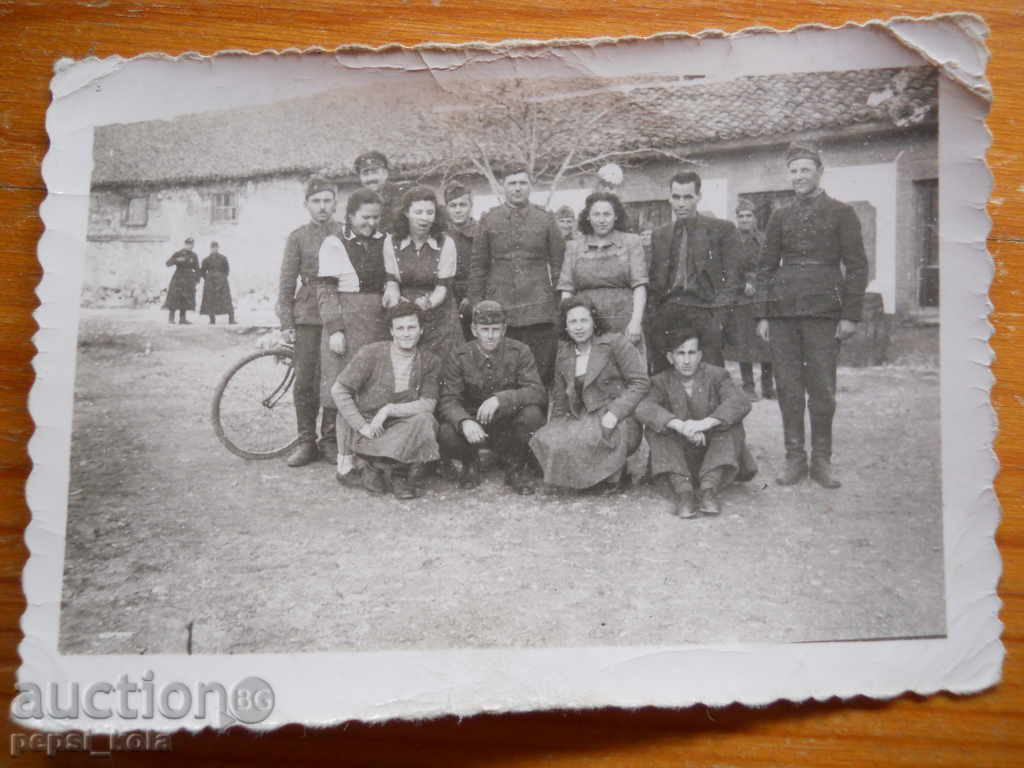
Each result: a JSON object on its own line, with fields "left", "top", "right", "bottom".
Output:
{"left": 212, "top": 347, "right": 299, "bottom": 460}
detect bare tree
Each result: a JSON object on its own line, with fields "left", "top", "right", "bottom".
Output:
{"left": 416, "top": 78, "right": 689, "bottom": 206}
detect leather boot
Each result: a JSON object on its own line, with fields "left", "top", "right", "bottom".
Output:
{"left": 776, "top": 457, "right": 808, "bottom": 486}
{"left": 286, "top": 441, "right": 319, "bottom": 468}
{"left": 407, "top": 463, "right": 427, "bottom": 495}
{"left": 698, "top": 486, "right": 722, "bottom": 516}
{"left": 458, "top": 456, "right": 481, "bottom": 489}
{"left": 361, "top": 463, "right": 388, "bottom": 494}
{"left": 666, "top": 474, "right": 698, "bottom": 519}
{"left": 504, "top": 460, "right": 535, "bottom": 495}
{"left": 810, "top": 458, "right": 841, "bottom": 489}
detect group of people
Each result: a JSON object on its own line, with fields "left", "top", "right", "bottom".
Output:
{"left": 163, "top": 238, "right": 236, "bottom": 325}
{"left": 275, "top": 142, "right": 868, "bottom": 518}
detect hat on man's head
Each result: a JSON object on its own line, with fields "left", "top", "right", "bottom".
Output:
{"left": 501, "top": 161, "right": 531, "bottom": 180}
{"left": 735, "top": 198, "right": 757, "bottom": 215}
{"left": 785, "top": 141, "right": 823, "bottom": 167}
{"left": 354, "top": 150, "right": 389, "bottom": 174}
{"left": 444, "top": 181, "right": 471, "bottom": 204}
{"left": 472, "top": 300, "right": 506, "bottom": 325}
{"left": 184, "top": 237, "right": 194, "bottom": 244}
{"left": 662, "top": 324, "right": 702, "bottom": 353}
{"left": 210, "top": 241, "right": 219, "bottom": 248}
{"left": 305, "top": 175, "right": 336, "bottom": 200}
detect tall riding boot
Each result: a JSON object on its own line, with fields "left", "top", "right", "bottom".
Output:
{"left": 458, "top": 451, "right": 481, "bottom": 489}
{"left": 761, "top": 363, "right": 775, "bottom": 399}
{"left": 178, "top": 310, "right": 190, "bottom": 325}
{"left": 776, "top": 408, "right": 807, "bottom": 486}
{"left": 739, "top": 362, "right": 756, "bottom": 398}
{"left": 809, "top": 417, "right": 840, "bottom": 488}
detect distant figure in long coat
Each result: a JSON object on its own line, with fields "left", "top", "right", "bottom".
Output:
{"left": 163, "top": 236, "right": 201, "bottom": 324}
{"left": 637, "top": 325, "right": 756, "bottom": 519}
{"left": 199, "top": 241, "right": 236, "bottom": 325}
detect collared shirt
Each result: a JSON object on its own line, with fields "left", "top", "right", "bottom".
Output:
{"left": 383, "top": 233, "right": 458, "bottom": 290}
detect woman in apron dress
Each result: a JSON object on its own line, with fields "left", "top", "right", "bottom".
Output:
{"left": 557, "top": 191, "right": 648, "bottom": 359}
{"left": 382, "top": 185, "right": 460, "bottom": 361}
{"left": 316, "top": 187, "right": 390, "bottom": 480}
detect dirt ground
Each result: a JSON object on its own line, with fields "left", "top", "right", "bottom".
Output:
{"left": 59, "top": 309, "right": 945, "bottom": 654}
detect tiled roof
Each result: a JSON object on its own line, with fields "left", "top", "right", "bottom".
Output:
{"left": 91, "top": 66, "right": 937, "bottom": 187}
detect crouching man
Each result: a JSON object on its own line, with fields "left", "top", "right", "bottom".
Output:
{"left": 637, "top": 326, "right": 757, "bottom": 519}
{"left": 331, "top": 302, "right": 441, "bottom": 500}
{"left": 437, "top": 300, "right": 547, "bottom": 494}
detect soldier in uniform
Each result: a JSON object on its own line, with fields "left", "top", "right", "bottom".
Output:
{"left": 437, "top": 300, "right": 547, "bottom": 495}
{"left": 444, "top": 180, "right": 478, "bottom": 341}
{"left": 163, "top": 237, "right": 201, "bottom": 324}
{"left": 648, "top": 171, "right": 742, "bottom": 372}
{"left": 755, "top": 141, "right": 868, "bottom": 489}
{"left": 354, "top": 150, "right": 403, "bottom": 234}
{"left": 276, "top": 175, "right": 344, "bottom": 467}
{"left": 726, "top": 199, "right": 774, "bottom": 399}
{"left": 468, "top": 162, "right": 566, "bottom": 385}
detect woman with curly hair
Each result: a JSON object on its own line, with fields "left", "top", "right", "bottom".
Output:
{"left": 556, "top": 191, "right": 648, "bottom": 350}
{"left": 382, "top": 185, "right": 461, "bottom": 360}
{"left": 530, "top": 295, "right": 649, "bottom": 494}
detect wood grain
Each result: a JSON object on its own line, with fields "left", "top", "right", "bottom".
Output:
{"left": 1, "top": 1, "right": 1021, "bottom": 764}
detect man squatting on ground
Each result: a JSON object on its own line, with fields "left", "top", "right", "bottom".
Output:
{"left": 437, "top": 300, "right": 547, "bottom": 496}
{"left": 331, "top": 302, "right": 441, "bottom": 500}
{"left": 637, "top": 326, "right": 757, "bottom": 519}
{"left": 276, "top": 176, "right": 342, "bottom": 467}
{"left": 468, "top": 161, "right": 566, "bottom": 386}
{"left": 755, "top": 141, "right": 868, "bottom": 489}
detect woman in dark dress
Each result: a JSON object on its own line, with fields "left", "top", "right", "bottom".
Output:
{"left": 163, "top": 237, "right": 201, "bottom": 324}
{"left": 530, "top": 295, "right": 650, "bottom": 494}
{"left": 199, "top": 241, "right": 235, "bottom": 324}
{"left": 316, "top": 188, "right": 390, "bottom": 481}
{"left": 381, "top": 186, "right": 460, "bottom": 361}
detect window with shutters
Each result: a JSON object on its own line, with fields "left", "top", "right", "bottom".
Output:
{"left": 211, "top": 191, "right": 239, "bottom": 224}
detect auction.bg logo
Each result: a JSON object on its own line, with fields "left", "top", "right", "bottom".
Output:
{"left": 12, "top": 673, "right": 275, "bottom": 728}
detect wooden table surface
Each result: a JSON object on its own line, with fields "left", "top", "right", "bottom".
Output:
{"left": 1, "top": 1, "right": 1020, "bottom": 764}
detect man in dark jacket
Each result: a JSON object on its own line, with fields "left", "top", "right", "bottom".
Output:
{"left": 354, "top": 150, "right": 403, "bottom": 234}
{"left": 276, "top": 175, "right": 344, "bottom": 467}
{"left": 637, "top": 326, "right": 756, "bottom": 518}
{"left": 648, "top": 171, "right": 742, "bottom": 372}
{"left": 437, "top": 300, "right": 547, "bottom": 494}
{"left": 468, "top": 162, "right": 565, "bottom": 385}
{"left": 444, "top": 180, "right": 479, "bottom": 341}
{"left": 755, "top": 141, "right": 868, "bottom": 489}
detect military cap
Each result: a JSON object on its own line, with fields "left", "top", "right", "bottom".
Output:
{"left": 210, "top": 240, "right": 219, "bottom": 247}
{"left": 472, "top": 300, "right": 506, "bottom": 325}
{"left": 354, "top": 150, "right": 389, "bottom": 174}
{"left": 305, "top": 175, "right": 336, "bottom": 200}
{"left": 785, "top": 141, "right": 823, "bottom": 167}
{"left": 735, "top": 198, "right": 757, "bottom": 214}
{"left": 501, "top": 161, "right": 531, "bottom": 180}
{"left": 555, "top": 205, "right": 576, "bottom": 220}
{"left": 444, "top": 180, "right": 471, "bottom": 204}
{"left": 184, "top": 237, "right": 195, "bottom": 244}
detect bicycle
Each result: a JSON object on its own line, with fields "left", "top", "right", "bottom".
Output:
{"left": 211, "top": 342, "right": 299, "bottom": 459}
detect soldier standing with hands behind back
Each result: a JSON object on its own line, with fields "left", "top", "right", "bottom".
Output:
{"left": 755, "top": 141, "right": 868, "bottom": 489}
{"left": 468, "top": 162, "right": 565, "bottom": 385}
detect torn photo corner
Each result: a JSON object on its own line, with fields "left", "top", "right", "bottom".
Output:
{"left": 21, "top": 14, "right": 999, "bottom": 731}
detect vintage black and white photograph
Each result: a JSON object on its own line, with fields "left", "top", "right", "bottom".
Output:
{"left": 20, "top": 20, "right": 1000, "bottom": 728}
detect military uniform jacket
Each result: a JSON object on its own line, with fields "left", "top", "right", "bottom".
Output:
{"left": 468, "top": 203, "right": 566, "bottom": 327}
{"left": 276, "top": 219, "right": 346, "bottom": 329}
{"left": 755, "top": 191, "right": 868, "bottom": 321}
{"left": 377, "top": 181, "right": 407, "bottom": 235}
{"left": 636, "top": 363, "right": 751, "bottom": 433}
{"left": 446, "top": 219, "right": 479, "bottom": 303}
{"left": 438, "top": 337, "right": 547, "bottom": 427}
{"left": 649, "top": 213, "right": 742, "bottom": 309}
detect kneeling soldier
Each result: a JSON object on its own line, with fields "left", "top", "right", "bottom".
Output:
{"left": 637, "top": 326, "right": 757, "bottom": 518}
{"left": 438, "top": 300, "right": 547, "bottom": 494}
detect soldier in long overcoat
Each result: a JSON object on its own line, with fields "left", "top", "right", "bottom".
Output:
{"left": 163, "top": 237, "right": 201, "bottom": 324}
{"left": 468, "top": 162, "right": 565, "bottom": 385}
{"left": 199, "top": 241, "right": 236, "bottom": 324}
{"left": 755, "top": 141, "right": 868, "bottom": 489}
{"left": 648, "top": 171, "right": 742, "bottom": 372}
